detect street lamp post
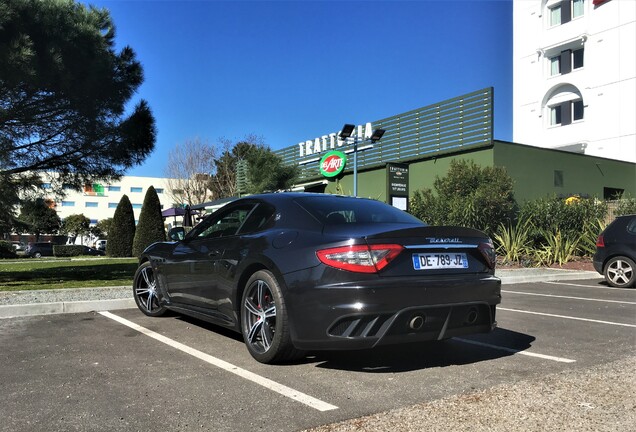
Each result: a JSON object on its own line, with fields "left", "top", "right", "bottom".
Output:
{"left": 339, "top": 124, "right": 386, "bottom": 197}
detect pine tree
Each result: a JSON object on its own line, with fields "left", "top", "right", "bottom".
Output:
{"left": 107, "top": 195, "right": 136, "bottom": 257}
{"left": 132, "top": 186, "right": 165, "bottom": 257}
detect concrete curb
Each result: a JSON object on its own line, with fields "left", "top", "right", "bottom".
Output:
{"left": 497, "top": 269, "right": 603, "bottom": 285}
{"left": 0, "top": 298, "right": 136, "bottom": 319}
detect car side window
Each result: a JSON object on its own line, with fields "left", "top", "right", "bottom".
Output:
{"left": 192, "top": 204, "right": 255, "bottom": 239}
{"left": 237, "top": 203, "right": 275, "bottom": 235}
{"left": 627, "top": 217, "right": 636, "bottom": 235}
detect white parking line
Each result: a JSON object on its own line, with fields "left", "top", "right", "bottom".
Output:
{"left": 498, "top": 307, "right": 636, "bottom": 328}
{"left": 545, "top": 281, "right": 635, "bottom": 291}
{"left": 99, "top": 311, "right": 338, "bottom": 412}
{"left": 501, "top": 290, "right": 636, "bottom": 305}
{"left": 455, "top": 338, "right": 576, "bottom": 363}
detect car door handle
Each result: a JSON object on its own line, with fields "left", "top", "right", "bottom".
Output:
{"left": 208, "top": 250, "right": 222, "bottom": 258}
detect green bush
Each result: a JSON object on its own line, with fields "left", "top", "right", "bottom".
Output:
{"left": 132, "top": 186, "right": 165, "bottom": 257}
{"left": 0, "top": 241, "right": 17, "bottom": 259}
{"left": 615, "top": 197, "right": 636, "bottom": 216}
{"left": 53, "top": 245, "right": 86, "bottom": 257}
{"left": 519, "top": 196, "right": 607, "bottom": 250}
{"left": 107, "top": 195, "right": 136, "bottom": 257}
{"left": 409, "top": 159, "right": 516, "bottom": 236}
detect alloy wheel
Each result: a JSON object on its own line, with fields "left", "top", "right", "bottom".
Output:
{"left": 243, "top": 279, "right": 277, "bottom": 354}
{"left": 606, "top": 258, "right": 634, "bottom": 287}
{"left": 133, "top": 264, "right": 165, "bottom": 316}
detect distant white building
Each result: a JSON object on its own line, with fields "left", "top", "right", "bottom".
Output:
{"left": 40, "top": 175, "right": 180, "bottom": 226}
{"left": 513, "top": 0, "right": 636, "bottom": 163}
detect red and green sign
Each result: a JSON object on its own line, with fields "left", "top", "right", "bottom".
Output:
{"left": 320, "top": 151, "right": 347, "bottom": 177}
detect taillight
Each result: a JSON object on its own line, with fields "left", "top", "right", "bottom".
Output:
{"left": 316, "top": 244, "right": 404, "bottom": 273}
{"left": 596, "top": 235, "right": 605, "bottom": 248}
{"left": 478, "top": 241, "right": 496, "bottom": 270}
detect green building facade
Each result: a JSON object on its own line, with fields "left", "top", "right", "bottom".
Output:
{"left": 276, "top": 88, "right": 635, "bottom": 205}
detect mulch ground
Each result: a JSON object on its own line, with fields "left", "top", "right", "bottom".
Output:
{"left": 497, "top": 256, "right": 595, "bottom": 272}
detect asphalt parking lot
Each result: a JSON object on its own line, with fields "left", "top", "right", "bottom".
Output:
{"left": 1, "top": 277, "right": 634, "bottom": 432}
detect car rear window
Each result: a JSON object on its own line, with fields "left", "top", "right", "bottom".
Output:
{"left": 294, "top": 196, "right": 424, "bottom": 225}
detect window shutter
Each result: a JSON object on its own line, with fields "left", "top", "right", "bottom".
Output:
{"left": 561, "top": 0, "right": 571, "bottom": 23}
{"left": 560, "top": 50, "right": 572, "bottom": 74}
{"left": 561, "top": 101, "right": 572, "bottom": 126}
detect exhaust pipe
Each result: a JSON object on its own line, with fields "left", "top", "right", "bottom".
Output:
{"left": 465, "top": 307, "right": 478, "bottom": 325}
{"left": 408, "top": 315, "right": 425, "bottom": 330}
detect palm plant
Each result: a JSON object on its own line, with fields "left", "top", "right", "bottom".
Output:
{"left": 493, "top": 219, "right": 532, "bottom": 264}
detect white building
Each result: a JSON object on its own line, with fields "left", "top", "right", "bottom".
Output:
{"left": 41, "top": 175, "right": 180, "bottom": 226}
{"left": 513, "top": 0, "right": 636, "bottom": 163}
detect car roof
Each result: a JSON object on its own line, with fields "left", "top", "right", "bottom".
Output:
{"left": 235, "top": 192, "right": 378, "bottom": 205}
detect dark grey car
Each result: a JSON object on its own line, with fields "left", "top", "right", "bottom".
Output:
{"left": 133, "top": 193, "right": 501, "bottom": 363}
{"left": 25, "top": 242, "right": 54, "bottom": 258}
{"left": 594, "top": 214, "right": 636, "bottom": 288}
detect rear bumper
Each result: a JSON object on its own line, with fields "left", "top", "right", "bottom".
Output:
{"left": 283, "top": 269, "right": 501, "bottom": 350}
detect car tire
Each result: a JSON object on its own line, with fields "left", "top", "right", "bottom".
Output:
{"left": 240, "top": 270, "right": 305, "bottom": 364}
{"left": 604, "top": 256, "right": 636, "bottom": 288}
{"left": 133, "top": 262, "right": 168, "bottom": 316}
{"left": 33, "top": 252, "right": 42, "bottom": 258}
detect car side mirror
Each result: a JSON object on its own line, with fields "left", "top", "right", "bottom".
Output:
{"left": 167, "top": 227, "right": 186, "bottom": 241}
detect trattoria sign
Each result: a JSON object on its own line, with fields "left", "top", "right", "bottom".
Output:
{"left": 298, "top": 123, "right": 373, "bottom": 159}
{"left": 320, "top": 151, "right": 347, "bottom": 177}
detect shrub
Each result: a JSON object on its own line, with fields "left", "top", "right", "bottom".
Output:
{"left": 519, "top": 196, "right": 607, "bottom": 250}
{"left": 132, "top": 186, "right": 165, "bottom": 257}
{"left": 615, "top": 196, "right": 636, "bottom": 216}
{"left": 0, "top": 240, "right": 17, "bottom": 259}
{"left": 533, "top": 229, "right": 581, "bottom": 266}
{"left": 493, "top": 218, "right": 532, "bottom": 264}
{"left": 53, "top": 245, "right": 86, "bottom": 257}
{"left": 409, "top": 159, "right": 516, "bottom": 236}
{"left": 578, "top": 219, "right": 607, "bottom": 256}
{"left": 107, "top": 195, "right": 136, "bottom": 257}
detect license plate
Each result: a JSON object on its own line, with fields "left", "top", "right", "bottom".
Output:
{"left": 412, "top": 253, "right": 468, "bottom": 270}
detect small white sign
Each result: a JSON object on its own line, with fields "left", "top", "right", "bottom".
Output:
{"left": 391, "top": 196, "right": 407, "bottom": 211}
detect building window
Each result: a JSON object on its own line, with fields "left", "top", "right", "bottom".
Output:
{"left": 85, "top": 202, "right": 98, "bottom": 208}
{"left": 549, "top": 4, "right": 562, "bottom": 26}
{"left": 554, "top": 171, "right": 564, "bottom": 187}
{"left": 573, "top": 0, "right": 584, "bottom": 18}
{"left": 573, "top": 100, "right": 584, "bottom": 121}
{"left": 130, "top": 187, "right": 143, "bottom": 193}
{"left": 573, "top": 48, "right": 584, "bottom": 69}
{"left": 603, "top": 187, "right": 624, "bottom": 200}
{"left": 549, "top": 48, "right": 584, "bottom": 76}
{"left": 108, "top": 202, "right": 118, "bottom": 209}
{"left": 544, "top": 84, "right": 584, "bottom": 127}
{"left": 550, "top": 56, "right": 560, "bottom": 76}
{"left": 550, "top": 105, "right": 562, "bottom": 125}
{"left": 132, "top": 204, "right": 142, "bottom": 209}
{"left": 550, "top": 99, "right": 583, "bottom": 125}
{"left": 155, "top": 188, "right": 164, "bottom": 194}
{"left": 61, "top": 201, "right": 75, "bottom": 207}
{"left": 548, "top": 0, "right": 584, "bottom": 26}
{"left": 108, "top": 185, "right": 121, "bottom": 192}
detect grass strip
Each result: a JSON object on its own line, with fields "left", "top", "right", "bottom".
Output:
{"left": 0, "top": 258, "right": 138, "bottom": 291}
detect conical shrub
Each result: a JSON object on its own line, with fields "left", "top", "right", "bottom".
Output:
{"left": 132, "top": 186, "right": 165, "bottom": 257}
{"left": 107, "top": 195, "right": 135, "bottom": 257}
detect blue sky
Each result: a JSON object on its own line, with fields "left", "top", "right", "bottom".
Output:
{"left": 89, "top": 0, "right": 513, "bottom": 177}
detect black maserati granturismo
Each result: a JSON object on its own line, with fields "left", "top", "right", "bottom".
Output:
{"left": 133, "top": 193, "right": 501, "bottom": 363}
